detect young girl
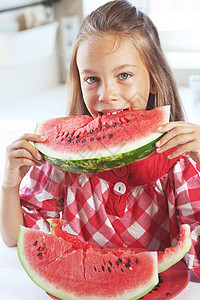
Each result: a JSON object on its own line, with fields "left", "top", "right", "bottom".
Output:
{"left": 1, "top": 0, "right": 200, "bottom": 278}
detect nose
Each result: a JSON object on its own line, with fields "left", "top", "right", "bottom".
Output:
{"left": 98, "top": 82, "right": 118, "bottom": 102}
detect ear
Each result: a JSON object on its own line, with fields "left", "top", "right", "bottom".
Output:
{"left": 150, "top": 80, "right": 157, "bottom": 94}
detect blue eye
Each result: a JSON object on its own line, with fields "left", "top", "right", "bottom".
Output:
{"left": 86, "top": 77, "right": 99, "bottom": 83}
{"left": 119, "top": 73, "right": 131, "bottom": 80}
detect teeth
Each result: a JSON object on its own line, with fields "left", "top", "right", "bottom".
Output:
{"left": 106, "top": 110, "right": 124, "bottom": 115}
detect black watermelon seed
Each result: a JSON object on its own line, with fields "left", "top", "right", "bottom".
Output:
{"left": 153, "top": 288, "right": 158, "bottom": 291}
{"left": 109, "top": 134, "right": 113, "bottom": 138}
{"left": 97, "top": 137, "right": 101, "bottom": 141}
{"left": 103, "top": 136, "right": 105, "bottom": 139}
{"left": 34, "top": 241, "right": 38, "bottom": 246}
{"left": 127, "top": 119, "right": 130, "bottom": 123}
{"left": 76, "top": 140, "right": 80, "bottom": 143}
{"left": 67, "top": 138, "right": 71, "bottom": 142}
{"left": 38, "top": 247, "right": 42, "bottom": 251}
{"left": 166, "top": 293, "right": 170, "bottom": 296}
{"left": 108, "top": 261, "right": 112, "bottom": 266}
{"left": 116, "top": 261, "right": 119, "bottom": 266}
{"left": 90, "top": 138, "right": 94, "bottom": 141}
{"left": 118, "top": 258, "right": 122, "bottom": 264}
{"left": 121, "top": 268, "right": 124, "bottom": 272}
{"left": 65, "top": 134, "right": 68, "bottom": 138}
{"left": 107, "top": 124, "right": 109, "bottom": 128}
{"left": 102, "top": 266, "right": 105, "bottom": 271}
{"left": 90, "top": 129, "right": 93, "bottom": 134}
{"left": 98, "top": 125, "right": 102, "bottom": 130}
{"left": 37, "top": 253, "right": 42, "bottom": 257}
{"left": 56, "top": 136, "right": 59, "bottom": 139}
{"left": 76, "top": 134, "right": 79, "bottom": 138}
{"left": 156, "top": 284, "right": 160, "bottom": 287}
{"left": 148, "top": 291, "right": 152, "bottom": 294}
{"left": 82, "top": 139, "right": 86, "bottom": 143}
{"left": 125, "top": 262, "right": 131, "bottom": 268}
{"left": 135, "top": 258, "right": 138, "bottom": 263}
{"left": 108, "top": 267, "right": 111, "bottom": 273}
{"left": 113, "top": 122, "right": 116, "bottom": 127}
{"left": 71, "top": 132, "right": 74, "bottom": 136}
{"left": 94, "top": 267, "right": 97, "bottom": 271}
{"left": 61, "top": 138, "right": 64, "bottom": 141}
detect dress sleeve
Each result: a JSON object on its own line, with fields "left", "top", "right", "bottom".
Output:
{"left": 19, "top": 162, "right": 66, "bottom": 232}
{"left": 174, "top": 155, "right": 200, "bottom": 278}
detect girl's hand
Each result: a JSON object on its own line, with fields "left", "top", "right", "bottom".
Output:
{"left": 2, "top": 134, "right": 46, "bottom": 189}
{"left": 156, "top": 122, "right": 200, "bottom": 165}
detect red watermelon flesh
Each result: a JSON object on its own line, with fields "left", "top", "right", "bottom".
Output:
{"left": 35, "top": 107, "right": 169, "bottom": 154}
{"left": 17, "top": 226, "right": 158, "bottom": 300}
{"left": 48, "top": 219, "right": 192, "bottom": 274}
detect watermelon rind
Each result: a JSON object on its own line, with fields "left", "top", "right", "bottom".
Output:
{"left": 17, "top": 226, "right": 159, "bottom": 300}
{"left": 158, "top": 224, "right": 192, "bottom": 273}
{"left": 35, "top": 133, "right": 165, "bottom": 174}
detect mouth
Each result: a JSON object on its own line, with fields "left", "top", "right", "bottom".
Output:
{"left": 98, "top": 109, "right": 129, "bottom": 116}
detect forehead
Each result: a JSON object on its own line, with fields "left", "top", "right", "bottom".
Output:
{"left": 76, "top": 35, "right": 141, "bottom": 65}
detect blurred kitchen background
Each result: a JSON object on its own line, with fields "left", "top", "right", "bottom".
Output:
{"left": 0, "top": 0, "right": 200, "bottom": 182}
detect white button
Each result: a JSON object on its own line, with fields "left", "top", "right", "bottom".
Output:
{"left": 113, "top": 182, "right": 126, "bottom": 196}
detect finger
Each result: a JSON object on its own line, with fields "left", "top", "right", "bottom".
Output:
{"left": 11, "top": 148, "right": 43, "bottom": 163}
{"left": 17, "top": 133, "right": 46, "bottom": 143}
{"left": 167, "top": 142, "right": 196, "bottom": 159}
{"left": 8, "top": 139, "right": 44, "bottom": 161}
{"left": 158, "top": 122, "right": 196, "bottom": 133}
{"left": 156, "top": 127, "right": 195, "bottom": 148}
{"left": 13, "top": 157, "right": 44, "bottom": 168}
{"left": 157, "top": 134, "right": 194, "bottom": 154}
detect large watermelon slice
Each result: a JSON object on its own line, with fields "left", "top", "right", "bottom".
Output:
{"left": 48, "top": 219, "right": 192, "bottom": 274}
{"left": 34, "top": 106, "right": 170, "bottom": 173}
{"left": 17, "top": 226, "right": 159, "bottom": 300}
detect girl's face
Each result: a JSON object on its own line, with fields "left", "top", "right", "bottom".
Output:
{"left": 76, "top": 36, "right": 155, "bottom": 118}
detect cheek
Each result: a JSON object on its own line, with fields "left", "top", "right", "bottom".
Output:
{"left": 81, "top": 91, "right": 98, "bottom": 116}
{"left": 130, "top": 83, "right": 150, "bottom": 109}
{"left": 125, "top": 87, "right": 149, "bottom": 109}
{"left": 129, "top": 98, "right": 148, "bottom": 110}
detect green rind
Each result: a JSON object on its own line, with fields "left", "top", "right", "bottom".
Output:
{"left": 158, "top": 224, "right": 192, "bottom": 273}
{"left": 39, "top": 134, "right": 164, "bottom": 174}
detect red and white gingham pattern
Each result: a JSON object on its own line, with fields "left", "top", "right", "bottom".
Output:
{"left": 20, "top": 149, "right": 200, "bottom": 278}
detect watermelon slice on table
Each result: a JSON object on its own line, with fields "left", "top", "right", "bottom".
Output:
{"left": 17, "top": 226, "right": 159, "bottom": 300}
{"left": 47, "top": 261, "right": 190, "bottom": 300}
{"left": 48, "top": 219, "right": 192, "bottom": 273}
{"left": 34, "top": 106, "right": 170, "bottom": 174}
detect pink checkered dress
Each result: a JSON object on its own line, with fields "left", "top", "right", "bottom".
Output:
{"left": 20, "top": 149, "right": 200, "bottom": 278}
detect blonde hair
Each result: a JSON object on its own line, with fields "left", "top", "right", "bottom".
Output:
{"left": 67, "top": 0, "right": 184, "bottom": 121}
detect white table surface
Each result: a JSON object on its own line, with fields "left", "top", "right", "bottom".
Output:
{"left": 0, "top": 237, "right": 200, "bottom": 300}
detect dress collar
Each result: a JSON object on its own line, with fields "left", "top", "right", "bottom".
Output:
{"left": 97, "top": 148, "right": 182, "bottom": 186}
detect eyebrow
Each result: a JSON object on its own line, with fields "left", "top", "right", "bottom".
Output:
{"left": 113, "top": 64, "right": 137, "bottom": 72}
{"left": 80, "top": 64, "right": 137, "bottom": 75}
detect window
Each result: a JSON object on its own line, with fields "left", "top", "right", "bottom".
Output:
{"left": 148, "top": 0, "right": 200, "bottom": 31}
